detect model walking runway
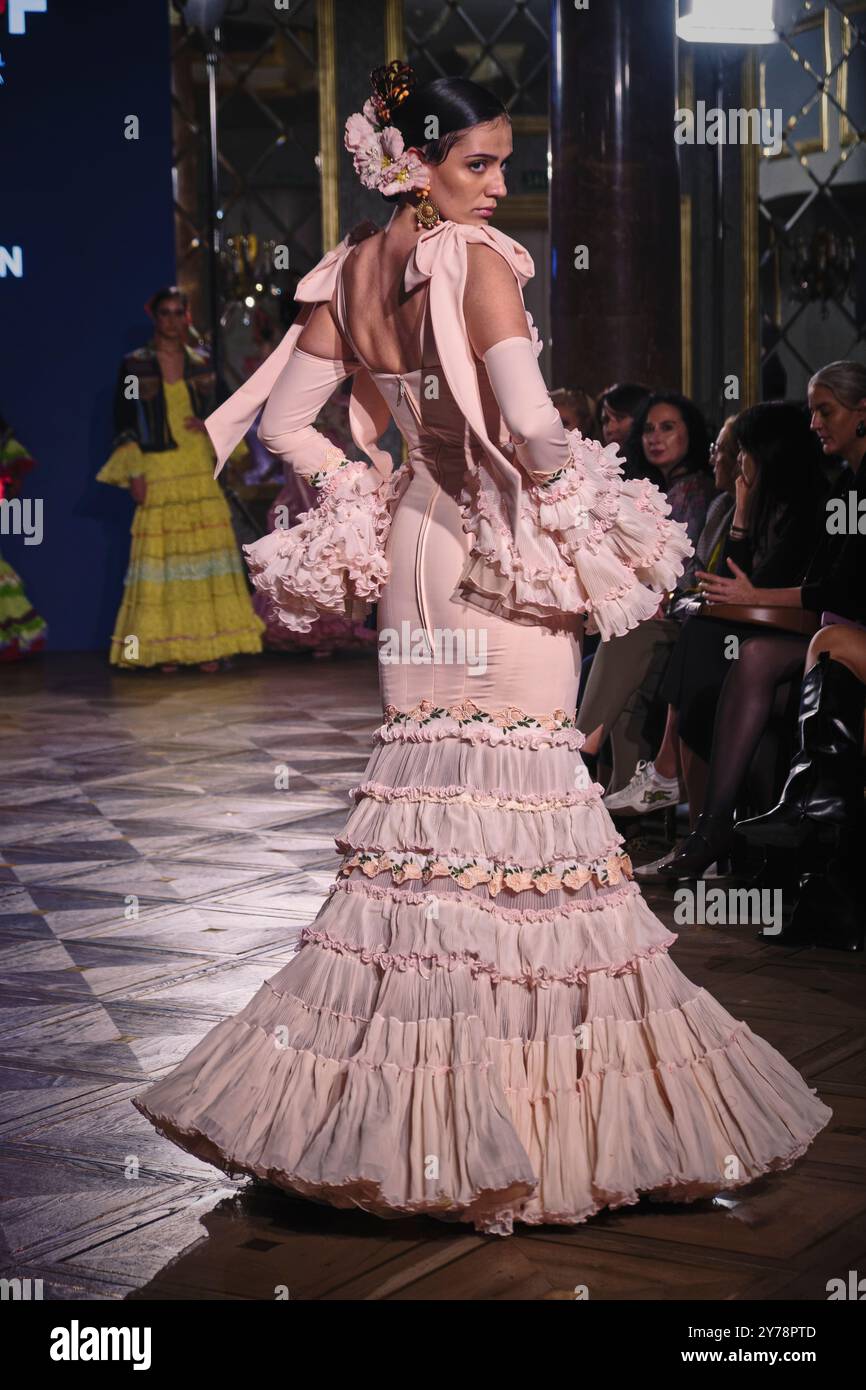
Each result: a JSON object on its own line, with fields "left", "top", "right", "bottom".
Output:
{"left": 132, "top": 63, "right": 832, "bottom": 1236}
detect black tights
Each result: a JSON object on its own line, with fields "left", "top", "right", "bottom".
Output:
{"left": 703, "top": 632, "right": 809, "bottom": 821}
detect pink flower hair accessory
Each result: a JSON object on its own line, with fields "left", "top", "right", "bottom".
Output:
{"left": 343, "top": 60, "right": 430, "bottom": 197}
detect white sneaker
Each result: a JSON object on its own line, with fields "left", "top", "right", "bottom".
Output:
{"left": 603, "top": 760, "right": 680, "bottom": 816}
{"left": 633, "top": 851, "right": 680, "bottom": 883}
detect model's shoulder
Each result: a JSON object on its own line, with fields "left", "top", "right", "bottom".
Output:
{"left": 465, "top": 237, "right": 525, "bottom": 280}
{"left": 296, "top": 221, "right": 385, "bottom": 303}
{"left": 346, "top": 219, "right": 384, "bottom": 247}
{"left": 406, "top": 220, "right": 534, "bottom": 291}
{"left": 459, "top": 224, "right": 534, "bottom": 285}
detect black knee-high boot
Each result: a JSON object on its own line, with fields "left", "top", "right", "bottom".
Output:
{"left": 736, "top": 652, "right": 865, "bottom": 849}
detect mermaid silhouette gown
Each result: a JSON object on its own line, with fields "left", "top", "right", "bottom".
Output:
{"left": 132, "top": 219, "right": 832, "bottom": 1236}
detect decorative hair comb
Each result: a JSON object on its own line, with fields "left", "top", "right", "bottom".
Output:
{"left": 369, "top": 60, "right": 414, "bottom": 126}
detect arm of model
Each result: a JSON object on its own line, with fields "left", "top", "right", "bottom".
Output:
{"left": 463, "top": 244, "right": 572, "bottom": 483}
{"left": 257, "top": 302, "right": 360, "bottom": 476}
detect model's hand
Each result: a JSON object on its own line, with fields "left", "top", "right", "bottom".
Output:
{"left": 696, "top": 558, "right": 758, "bottom": 605}
{"left": 185, "top": 416, "right": 208, "bottom": 433}
{"left": 130, "top": 475, "right": 147, "bottom": 504}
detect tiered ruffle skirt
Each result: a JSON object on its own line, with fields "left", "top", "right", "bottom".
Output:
{"left": 132, "top": 699, "right": 833, "bottom": 1235}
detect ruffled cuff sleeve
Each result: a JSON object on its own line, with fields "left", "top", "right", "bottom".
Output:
{"left": 96, "top": 440, "right": 146, "bottom": 489}
{"left": 243, "top": 455, "right": 400, "bottom": 633}
{"left": 458, "top": 431, "right": 693, "bottom": 641}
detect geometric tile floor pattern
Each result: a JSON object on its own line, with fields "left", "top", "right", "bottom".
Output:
{"left": 0, "top": 652, "right": 863, "bottom": 1301}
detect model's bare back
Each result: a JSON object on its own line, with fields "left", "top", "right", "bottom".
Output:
{"left": 338, "top": 232, "right": 428, "bottom": 376}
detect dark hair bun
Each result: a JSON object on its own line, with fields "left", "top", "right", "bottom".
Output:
{"left": 377, "top": 74, "right": 508, "bottom": 202}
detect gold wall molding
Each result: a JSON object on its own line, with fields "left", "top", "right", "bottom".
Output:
{"left": 741, "top": 49, "right": 760, "bottom": 407}
{"left": 678, "top": 46, "right": 694, "bottom": 399}
{"left": 680, "top": 193, "right": 692, "bottom": 399}
{"left": 384, "top": 0, "right": 405, "bottom": 61}
{"left": 316, "top": 0, "right": 339, "bottom": 251}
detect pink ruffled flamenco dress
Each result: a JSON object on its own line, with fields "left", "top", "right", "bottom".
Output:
{"left": 131, "top": 218, "right": 832, "bottom": 1236}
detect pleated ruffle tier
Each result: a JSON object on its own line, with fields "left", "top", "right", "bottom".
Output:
{"left": 132, "top": 698, "right": 833, "bottom": 1236}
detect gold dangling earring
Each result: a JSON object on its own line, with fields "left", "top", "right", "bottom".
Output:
{"left": 414, "top": 186, "right": 441, "bottom": 230}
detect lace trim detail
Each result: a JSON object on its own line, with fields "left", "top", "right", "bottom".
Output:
{"left": 337, "top": 846, "right": 632, "bottom": 894}
{"left": 329, "top": 876, "right": 645, "bottom": 922}
{"left": 349, "top": 780, "right": 604, "bottom": 810}
{"left": 300, "top": 924, "right": 672, "bottom": 987}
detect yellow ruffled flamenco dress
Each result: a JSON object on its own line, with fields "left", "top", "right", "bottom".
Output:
{"left": 97, "top": 378, "right": 264, "bottom": 667}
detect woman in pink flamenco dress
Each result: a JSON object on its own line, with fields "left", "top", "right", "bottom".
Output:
{"left": 131, "top": 66, "right": 832, "bottom": 1236}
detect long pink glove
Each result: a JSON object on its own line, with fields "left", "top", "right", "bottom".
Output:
{"left": 257, "top": 346, "right": 358, "bottom": 477}
{"left": 481, "top": 335, "right": 573, "bottom": 484}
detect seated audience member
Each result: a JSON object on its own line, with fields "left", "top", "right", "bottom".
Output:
{"left": 578, "top": 391, "right": 717, "bottom": 794}
{"left": 602, "top": 412, "right": 739, "bottom": 812}
{"left": 645, "top": 361, "right": 866, "bottom": 950}
{"left": 577, "top": 382, "right": 655, "bottom": 709}
{"left": 613, "top": 400, "right": 826, "bottom": 818}
{"left": 551, "top": 387, "right": 598, "bottom": 440}
{"left": 596, "top": 382, "right": 651, "bottom": 460}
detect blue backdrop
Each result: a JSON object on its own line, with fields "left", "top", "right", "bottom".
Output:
{"left": 1, "top": 1, "right": 175, "bottom": 650}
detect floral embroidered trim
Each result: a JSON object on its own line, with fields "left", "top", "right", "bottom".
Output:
{"left": 536, "top": 465, "right": 566, "bottom": 487}
{"left": 524, "top": 436, "right": 578, "bottom": 490}
{"left": 300, "top": 924, "right": 672, "bottom": 988}
{"left": 330, "top": 876, "right": 644, "bottom": 922}
{"left": 383, "top": 699, "right": 578, "bottom": 732}
{"left": 338, "top": 846, "right": 632, "bottom": 894}
{"left": 376, "top": 721, "right": 585, "bottom": 751}
{"left": 308, "top": 444, "right": 354, "bottom": 489}
{"left": 349, "top": 780, "right": 604, "bottom": 810}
